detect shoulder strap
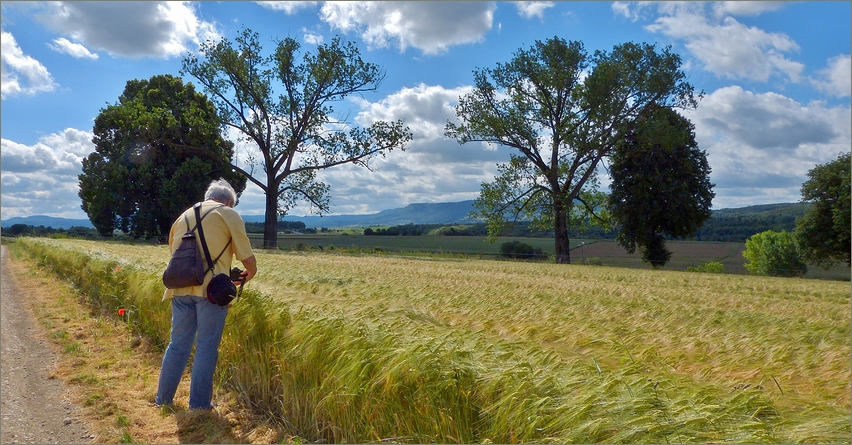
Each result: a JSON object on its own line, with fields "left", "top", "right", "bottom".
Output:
{"left": 194, "top": 203, "right": 232, "bottom": 275}
{"left": 195, "top": 204, "right": 215, "bottom": 272}
{"left": 188, "top": 202, "right": 225, "bottom": 233}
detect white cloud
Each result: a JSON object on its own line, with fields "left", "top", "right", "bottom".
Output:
{"left": 1, "top": 30, "right": 57, "bottom": 98}
{"left": 711, "top": 1, "right": 786, "bottom": 18}
{"left": 34, "top": 1, "right": 220, "bottom": 58}
{"left": 303, "top": 83, "right": 506, "bottom": 215}
{"left": 0, "top": 128, "right": 96, "bottom": 219}
{"left": 256, "top": 1, "right": 318, "bottom": 14}
{"left": 39, "top": 128, "right": 97, "bottom": 157}
{"left": 811, "top": 54, "right": 851, "bottom": 98}
{"left": 353, "top": 83, "right": 472, "bottom": 139}
{"left": 48, "top": 37, "right": 98, "bottom": 60}
{"left": 618, "top": 2, "right": 847, "bottom": 103}
{"left": 319, "top": 2, "right": 495, "bottom": 55}
{"left": 682, "top": 86, "right": 851, "bottom": 208}
{"left": 302, "top": 28, "right": 324, "bottom": 45}
{"left": 611, "top": 1, "right": 655, "bottom": 22}
{"left": 646, "top": 8, "right": 803, "bottom": 83}
{"left": 514, "top": 1, "right": 555, "bottom": 20}
{"left": 1, "top": 128, "right": 93, "bottom": 175}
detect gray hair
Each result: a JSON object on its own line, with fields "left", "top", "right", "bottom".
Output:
{"left": 204, "top": 179, "right": 238, "bottom": 207}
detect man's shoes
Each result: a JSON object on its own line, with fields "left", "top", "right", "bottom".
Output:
{"left": 150, "top": 399, "right": 175, "bottom": 409}
{"left": 189, "top": 400, "right": 218, "bottom": 410}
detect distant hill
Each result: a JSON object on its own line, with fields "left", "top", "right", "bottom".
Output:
{"left": 693, "top": 202, "right": 810, "bottom": 242}
{"left": 2, "top": 201, "right": 808, "bottom": 240}
{"left": 1, "top": 201, "right": 479, "bottom": 231}
{"left": 710, "top": 202, "right": 810, "bottom": 218}
{"left": 1, "top": 215, "right": 95, "bottom": 230}
{"left": 243, "top": 200, "right": 478, "bottom": 228}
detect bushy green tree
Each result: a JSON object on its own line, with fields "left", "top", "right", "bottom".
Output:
{"left": 500, "top": 240, "right": 547, "bottom": 260}
{"left": 445, "top": 37, "right": 699, "bottom": 263}
{"left": 795, "top": 152, "right": 851, "bottom": 268}
{"left": 743, "top": 230, "right": 807, "bottom": 277}
{"left": 609, "top": 106, "right": 714, "bottom": 268}
{"left": 79, "top": 74, "right": 245, "bottom": 237}
{"left": 182, "top": 28, "right": 412, "bottom": 248}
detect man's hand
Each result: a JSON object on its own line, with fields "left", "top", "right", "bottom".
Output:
{"left": 240, "top": 255, "right": 258, "bottom": 283}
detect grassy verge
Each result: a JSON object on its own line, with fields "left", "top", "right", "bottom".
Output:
{"left": 8, "top": 237, "right": 851, "bottom": 443}
{"left": 3, "top": 239, "right": 293, "bottom": 443}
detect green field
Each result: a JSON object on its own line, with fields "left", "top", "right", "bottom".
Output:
{"left": 10, "top": 237, "right": 850, "bottom": 443}
{"left": 255, "top": 233, "right": 560, "bottom": 256}
{"left": 257, "top": 234, "right": 851, "bottom": 281}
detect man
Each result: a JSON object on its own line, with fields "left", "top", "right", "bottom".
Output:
{"left": 155, "top": 179, "right": 257, "bottom": 410}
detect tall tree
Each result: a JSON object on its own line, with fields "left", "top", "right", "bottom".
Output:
{"left": 445, "top": 37, "right": 698, "bottom": 263}
{"left": 796, "top": 152, "right": 851, "bottom": 267}
{"left": 79, "top": 74, "right": 245, "bottom": 237}
{"left": 181, "top": 28, "right": 412, "bottom": 248}
{"left": 609, "top": 106, "right": 715, "bottom": 268}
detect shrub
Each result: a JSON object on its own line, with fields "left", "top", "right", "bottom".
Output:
{"left": 687, "top": 261, "right": 724, "bottom": 274}
{"left": 499, "top": 240, "right": 547, "bottom": 261}
{"left": 583, "top": 257, "right": 603, "bottom": 266}
{"left": 743, "top": 230, "right": 807, "bottom": 277}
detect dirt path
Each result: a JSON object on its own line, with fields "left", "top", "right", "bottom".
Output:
{"left": 0, "top": 245, "right": 95, "bottom": 444}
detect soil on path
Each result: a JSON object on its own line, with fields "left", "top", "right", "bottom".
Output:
{"left": 0, "top": 245, "right": 95, "bottom": 444}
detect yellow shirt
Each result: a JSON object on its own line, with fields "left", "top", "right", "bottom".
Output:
{"left": 162, "top": 200, "right": 254, "bottom": 300}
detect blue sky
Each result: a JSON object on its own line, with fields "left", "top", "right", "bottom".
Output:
{"left": 1, "top": 1, "right": 850, "bottom": 221}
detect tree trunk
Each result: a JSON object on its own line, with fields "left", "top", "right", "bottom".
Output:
{"left": 263, "top": 189, "right": 278, "bottom": 249}
{"left": 554, "top": 200, "right": 571, "bottom": 264}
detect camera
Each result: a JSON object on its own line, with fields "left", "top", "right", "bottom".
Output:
{"left": 230, "top": 267, "right": 245, "bottom": 282}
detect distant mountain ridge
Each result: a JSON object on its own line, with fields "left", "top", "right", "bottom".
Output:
{"left": 2, "top": 200, "right": 805, "bottom": 232}
{"left": 0, "top": 215, "right": 95, "bottom": 230}
{"left": 244, "top": 200, "right": 478, "bottom": 228}
{"left": 0, "top": 200, "right": 479, "bottom": 230}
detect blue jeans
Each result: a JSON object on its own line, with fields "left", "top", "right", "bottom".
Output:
{"left": 155, "top": 296, "right": 228, "bottom": 409}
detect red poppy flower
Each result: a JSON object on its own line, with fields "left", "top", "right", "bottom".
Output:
{"left": 118, "top": 308, "right": 126, "bottom": 316}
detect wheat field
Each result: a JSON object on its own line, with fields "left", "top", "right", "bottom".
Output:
{"left": 15, "top": 238, "right": 851, "bottom": 443}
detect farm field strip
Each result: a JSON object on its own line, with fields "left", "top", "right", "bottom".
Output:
{"left": 254, "top": 234, "right": 564, "bottom": 256}
{"left": 257, "top": 235, "right": 851, "bottom": 280}
{"left": 259, "top": 234, "right": 729, "bottom": 257}
{"left": 29, "top": 238, "right": 851, "bottom": 442}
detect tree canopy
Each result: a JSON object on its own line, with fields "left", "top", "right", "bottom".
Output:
{"left": 445, "top": 37, "right": 699, "bottom": 263}
{"left": 609, "top": 106, "right": 714, "bottom": 268}
{"left": 181, "top": 28, "right": 412, "bottom": 248}
{"left": 79, "top": 74, "right": 245, "bottom": 237}
{"left": 795, "top": 152, "right": 851, "bottom": 268}
{"left": 743, "top": 230, "right": 807, "bottom": 277}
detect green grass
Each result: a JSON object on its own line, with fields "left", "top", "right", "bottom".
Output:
{"left": 11, "top": 237, "right": 851, "bottom": 443}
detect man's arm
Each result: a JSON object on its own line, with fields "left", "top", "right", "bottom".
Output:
{"left": 239, "top": 255, "right": 257, "bottom": 283}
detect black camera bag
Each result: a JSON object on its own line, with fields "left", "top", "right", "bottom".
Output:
{"left": 206, "top": 273, "right": 236, "bottom": 306}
